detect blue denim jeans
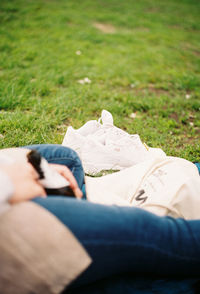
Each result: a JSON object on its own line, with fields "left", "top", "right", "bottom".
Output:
{"left": 26, "top": 145, "right": 200, "bottom": 287}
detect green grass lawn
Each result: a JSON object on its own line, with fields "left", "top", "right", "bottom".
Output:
{"left": 0, "top": 0, "right": 200, "bottom": 161}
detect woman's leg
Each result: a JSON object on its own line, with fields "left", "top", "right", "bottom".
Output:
{"left": 23, "top": 144, "right": 85, "bottom": 189}
{"left": 32, "top": 196, "right": 200, "bottom": 287}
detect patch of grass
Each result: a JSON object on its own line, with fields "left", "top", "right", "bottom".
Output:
{"left": 0, "top": 0, "right": 199, "bottom": 161}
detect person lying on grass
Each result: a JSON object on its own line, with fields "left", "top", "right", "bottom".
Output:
{"left": 0, "top": 144, "right": 200, "bottom": 291}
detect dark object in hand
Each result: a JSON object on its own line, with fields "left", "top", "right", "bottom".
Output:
{"left": 27, "top": 150, "right": 76, "bottom": 197}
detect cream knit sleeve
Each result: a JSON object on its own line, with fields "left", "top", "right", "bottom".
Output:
{"left": 0, "top": 169, "right": 13, "bottom": 214}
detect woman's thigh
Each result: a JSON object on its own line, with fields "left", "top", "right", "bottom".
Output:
{"left": 23, "top": 144, "right": 85, "bottom": 189}
{"left": 32, "top": 196, "right": 200, "bottom": 287}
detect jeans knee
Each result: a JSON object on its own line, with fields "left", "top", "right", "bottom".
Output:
{"left": 23, "top": 144, "right": 82, "bottom": 167}
{"left": 58, "top": 145, "right": 82, "bottom": 166}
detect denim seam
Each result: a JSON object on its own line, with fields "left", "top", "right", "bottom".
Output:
{"left": 81, "top": 241, "right": 199, "bottom": 262}
{"left": 47, "top": 157, "right": 79, "bottom": 164}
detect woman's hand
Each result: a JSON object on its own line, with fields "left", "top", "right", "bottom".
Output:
{"left": 1, "top": 162, "right": 46, "bottom": 204}
{"left": 49, "top": 164, "right": 83, "bottom": 199}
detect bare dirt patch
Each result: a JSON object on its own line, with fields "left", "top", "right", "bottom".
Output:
{"left": 169, "top": 112, "right": 179, "bottom": 123}
{"left": 147, "top": 84, "right": 170, "bottom": 95}
{"left": 168, "top": 25, "right": 182, "bottom": 30}
{"left": 93, "top": 22, "right": 116, "bottom": 34}
{"left": 133, "top": 27, "right": 150, "bottom": 32}
{"left": 111, "top": 83, "right": 170, "bottom": 96}
{"left": 146, "top": 7, "right": 161, "bottom": 13}
{"left": 181, "top": 42, "right": 200, "bottom": 57}
{"left": 192, "top": 50, "right": 200, "bottom": 57}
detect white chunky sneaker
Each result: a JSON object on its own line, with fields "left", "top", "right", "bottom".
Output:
{"left": 62, "top": 120, "right": 102, "bottom": 155}
{"left": 99, "top": 109, "right": 114, "bottom": 125}
{"left": 62, "top": 126, "right": 86, "bottom": 157}
{"left": 77, "top": 120, "right": 101, "bottom": 136}
{"left": 62, "top": 110, "right": 166, "bottom": 175}
{"left": 81, "top": 138, "right": 133, "bottom": 174}
{"left": 81, "top": 134, "right": 149, "bottom": 175}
